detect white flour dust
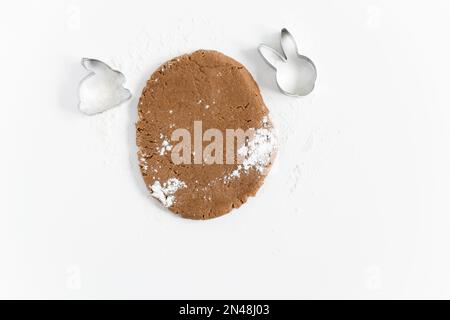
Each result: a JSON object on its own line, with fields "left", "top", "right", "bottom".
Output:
{"left": 150, "top": 178, "right": 186, "bottom": 207}
{"left": 157, "top": 134, "right": 173, "bottom": 156}
{"left": 224, "top": 116, "right": 277, "bottom": 182}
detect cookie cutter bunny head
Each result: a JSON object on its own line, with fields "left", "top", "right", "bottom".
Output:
{"left": 258, "top": 28, "right": 317, "bottom": 96}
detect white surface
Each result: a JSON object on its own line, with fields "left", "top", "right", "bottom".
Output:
{"left": 1, "top": 0, "right": 450, "bottom": 299}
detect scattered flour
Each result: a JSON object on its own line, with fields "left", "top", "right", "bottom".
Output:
{"left": 239, "top": 127, "right": 276, "bottom": 173}
{"left": 224, "top": 116, "right": 277, "bottom": 182}
{"left": 157, "top": 135, "right": 173, "bottom": 155}
{"left": 150, "top": 178, "right": 186, "bottom": 207}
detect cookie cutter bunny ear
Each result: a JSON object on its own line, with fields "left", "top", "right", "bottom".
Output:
{"left": 258, "top": 28, "right": 317, "bottom": 97}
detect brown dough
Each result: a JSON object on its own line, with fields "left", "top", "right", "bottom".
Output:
{"left": 136, "top": 50, "right": 276, "bottom": 219}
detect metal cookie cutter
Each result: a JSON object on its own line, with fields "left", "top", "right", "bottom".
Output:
{"left": 258, "top": 28, "right": 317, "bottom": 96}
{"left": 78, "top": 58, "right": 131, "bottom": 115}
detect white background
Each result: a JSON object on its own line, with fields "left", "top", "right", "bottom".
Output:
{"left": 1, "top": 0, "right": 450, "bottom": 299}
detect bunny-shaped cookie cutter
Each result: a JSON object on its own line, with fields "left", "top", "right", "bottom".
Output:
{"left": 78, "top": 58, "right": 132, "bottom": 115}
{"left": 258, "top": 28, "right": 317, "bottom": 96}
